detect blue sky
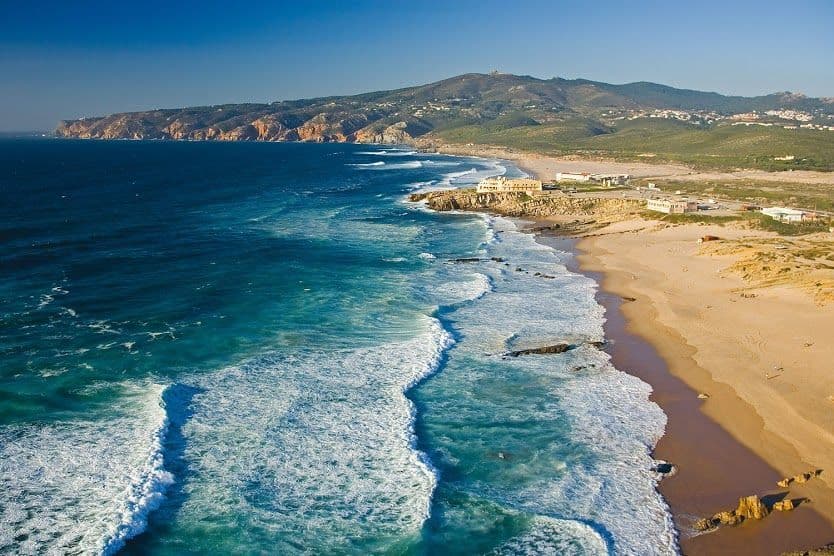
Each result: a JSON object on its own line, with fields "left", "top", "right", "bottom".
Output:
{"left": 2, "top": 0, "right": 833, "bottom": 131}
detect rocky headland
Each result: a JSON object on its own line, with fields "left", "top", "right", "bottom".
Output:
{"left": 408, "top": 189, "right": 641, "bottom": 222}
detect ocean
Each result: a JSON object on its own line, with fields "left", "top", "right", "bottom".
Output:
{"left": 0, "top": 139, "right": 677, "bottom": 555}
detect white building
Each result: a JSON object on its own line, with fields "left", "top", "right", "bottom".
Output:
{"left": 761, "top": 207, "right": 805, "bottom": 223}
{"left": 476, "top": 176, "right": 542, "bottom": 194}
{"left": 593, "top": 173, "right": 631, "bottom": 186}
{"left": 646, "top": 199, "right": 697, "bottom": 214}
{"left": 556, "top": 172, "right": 593, "bottom": 183}
{"left": 556, "top": 172, "right": 630, "bottom": 186}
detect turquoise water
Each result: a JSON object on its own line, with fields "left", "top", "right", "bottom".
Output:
{"left": 0, "top": 140, "right": 676, "bottom": 555}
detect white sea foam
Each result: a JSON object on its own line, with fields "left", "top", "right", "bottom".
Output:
{"left": 407, "top": 180, "right": 438, "bottom": 193}
{"left": 88, "top": 320, "right": 121, "bottom": 335}
{"left": 160, "top": 316, "right": 454, "bottom": 553}
{"left": 427, "top": 271, "right": 493, "bottom": 306}
{"left": 438, "top": 167, "right": 477, "bottom": 187}
{"left": 443, "top": 216, "right": 678, "bottom": 555}
{"left": 379, "top": 160, "right": 423, "bottom": 170}
{"left": 491, "top": 516, "right": 608, "bottom": 555}
{"left": 0, "top": 383, "right": 173, "bottom": 555}
{"left": 356, "top": 150, "right": 417, "bottom": 156}
{"left": 36, "top": 294, "right": 54, "bottom": 309}
{"left": 99, "top": 386, "right": 174, "bottom": 555}
{"left": 351, "top": 160, "right": 425, "bottom": 170}
{"left": 348, "top": 161, "right": 385, "bottom": 167}
{"left": 418, "top": 252, "right": 436, "bottom": 260}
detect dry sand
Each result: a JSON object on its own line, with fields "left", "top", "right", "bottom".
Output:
{"left": 571, "top": 220, "right": 834, "bottom": 554}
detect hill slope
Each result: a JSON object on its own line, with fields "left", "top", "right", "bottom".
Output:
{"left": 55, "top": 73, "right": 834, "bottom": 170}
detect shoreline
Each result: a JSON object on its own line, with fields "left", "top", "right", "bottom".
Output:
{"left": 427, "top": 152, "right": 834, "bottom": 553}
{"left": 546, "top": 233, "right": 834, "bottom": 555}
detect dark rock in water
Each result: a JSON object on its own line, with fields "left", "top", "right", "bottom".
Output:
{"left": 653, "top": 462, "right": 674, "bottom": 474}
{"left": 515, "top": 267, "right": 524, "bottom": 272}
{"left": 449, "top": 257, "right": 483, "bottom": 263}
{"left": 589, "top": 341, "right": 606, "bottom": 349}
{"left": 491, "top": 257, "right": 505, "bottom": 262}
{"left": 507, "top": 344, "right": 573, "bottom": 357}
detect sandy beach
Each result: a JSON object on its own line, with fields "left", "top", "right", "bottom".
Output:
{"left": 419, "top": 141, "right": 834, "bottom": 186}
{"left": 557, "top": 220, "right": 834, "bottom": 554}
{"left": 441, "top": 146, "right": 834, "bottom": 553}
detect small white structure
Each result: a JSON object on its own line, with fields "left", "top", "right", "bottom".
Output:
{"left": 593, "top": 173, "right": 631, "bottom": 186}
{"left": 761, "top": 207, "right": 805, "bottom": 223}
{"left": 556, "top": 172, "right": 593, "bottom": 183}
{"left": 556, "top": 172, "right": 630, "bottom": 186}
{"left": 476, "top": 176, "right": 542, "bottom": 194}
{"left": 646, "top": 199, "right": 697, "bottom": 214}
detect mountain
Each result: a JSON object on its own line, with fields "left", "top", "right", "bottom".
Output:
{"left": 55, "top": 73, "right": 834, "bottom": 170}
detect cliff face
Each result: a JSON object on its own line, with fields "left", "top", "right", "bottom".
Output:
{"left": 56, "top": 110, "right": 414, "bottom": 144}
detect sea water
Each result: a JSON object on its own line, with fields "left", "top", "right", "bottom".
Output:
{"left": 0, "top": 140, "right": 677, "bottom": 555}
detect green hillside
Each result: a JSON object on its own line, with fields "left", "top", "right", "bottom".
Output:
{"left": 56, "top": 73, "right": 834, "bottom": 171}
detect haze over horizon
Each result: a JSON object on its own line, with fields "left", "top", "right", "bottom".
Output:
{"left": 2, "top": 0, "right": 833, "bottom": 132}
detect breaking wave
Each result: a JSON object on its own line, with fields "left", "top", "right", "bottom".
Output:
{"left": 0, "top": 383, "right": 173, "bottom": 555}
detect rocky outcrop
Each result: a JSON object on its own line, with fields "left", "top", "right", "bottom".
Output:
{"left": 778, "top": 469, "right": 823, "bottom": 488}
{"left": 694, "top": 495, "right": 772, "bottom": 531}
{"left": 505, "top": 341, "right": 604, "bottom": 358}
{"left": 773, "top": 499, "right": 795, "bottom": 511}
{"left": 506, "top": 344, "right": 573, "bottom": 357}
{"left": 251, "top": 115, "right": 299, "bottom": 141}
{"left": 408, "top": 189, "right": 642, "bottom": 219}
{"left": 735, "top": 495, "right": 770, "bottom": 520}
{"left": 56, "top": 109, "right": 395, "bottom": 144}
{"left": 354, "top": 121, "right": 414, "bottom": 144}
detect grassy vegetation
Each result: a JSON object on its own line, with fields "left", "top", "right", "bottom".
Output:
{"left": 743, "top": 212, "right": 832, "bottom": 236}
{"left": 641, "top": 179, "right": 834, "bottom": 212}
{"left": 436, "top": 118, "right": 834, "bottom": 172}
{"left": 552, "top": 183, "right": 630, "bottom": 193}
{"left": 639, "top": 210, "right": 742, "bottom": 225}
{"left": 640, "top": 209, "right": 831, "bottom": 236}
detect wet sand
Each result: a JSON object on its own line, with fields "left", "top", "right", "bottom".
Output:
{"left": 537, "top": 233, "right": 834, "bottom": 554}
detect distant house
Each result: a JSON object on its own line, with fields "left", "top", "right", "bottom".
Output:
{"left": 556, "top": 172, "right": 593, "bottom": 183}
{"left": 646, "top": 199, "right": 697, "bottom": 214}
{"left": 476, "top": 176, "right": 543, "bottom": 194}
{"left": 760, "top": 207, "right": 805, "bottom": 223}
{"left": 593, "top": 173, "right": 631, "bottom": 186}
{"left": 556, "top": 172, "right": 630, "bottom": 186}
